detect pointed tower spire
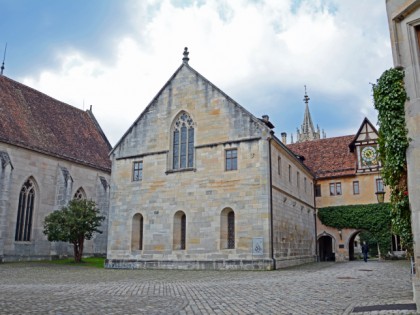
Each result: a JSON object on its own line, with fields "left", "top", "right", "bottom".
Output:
{"left": 296, "top": 86, "right": 322, "bottom": 142}
{"left": 302, "top": 85, "right": 315, "bottom": 134}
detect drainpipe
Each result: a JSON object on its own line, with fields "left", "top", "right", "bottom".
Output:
{"left": 313, "top": 182, "right": 318, "bottom": 262}
{"left": 268, "top": 133, "right": 276, "bottom": 270}
{"left": 313, "top": 185, "right": 319, "bottom": 262}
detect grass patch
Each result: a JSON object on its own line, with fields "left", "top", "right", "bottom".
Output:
{"left": 47, "top": 257, "right": 105, "bottom": 268}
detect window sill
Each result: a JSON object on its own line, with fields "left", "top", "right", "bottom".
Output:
{"left": 166, "top": 168, "right": 196, "bottom": 175}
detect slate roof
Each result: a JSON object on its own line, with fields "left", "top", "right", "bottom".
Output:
{"left": 287, "top": 135, "right": 356, "bottom": 179}
{"left": 0, "top": 75, "right": 112, "bottom": 172}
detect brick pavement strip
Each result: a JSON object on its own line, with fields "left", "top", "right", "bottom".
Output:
{"left": 0, "top": 260, "right": 416, "bottom": 315}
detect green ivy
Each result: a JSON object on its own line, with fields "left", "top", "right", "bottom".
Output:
{"left": 318, "top": 203, "right": 392, "bottom": 256}
{"left": 372, "top": 68, "right": 412, "bottom": 254}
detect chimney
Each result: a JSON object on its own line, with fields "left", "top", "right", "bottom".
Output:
{"left": 281, "top": 132, "right": 287, "bottom": 144}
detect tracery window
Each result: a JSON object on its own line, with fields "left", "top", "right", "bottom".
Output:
{"left": 15, "top": 179, "right": 36, "bottom": 242}
{"left": 172, "top": 112, "right": 194, "bottom": 170}
{"left": 73, "top": 188, "right": 86, "bottom": 200}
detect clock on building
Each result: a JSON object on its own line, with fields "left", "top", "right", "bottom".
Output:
{"left": 361, "top": 146, "right": 378, "bottom": 167}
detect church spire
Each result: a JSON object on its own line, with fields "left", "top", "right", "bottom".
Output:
{"left": 296, "top": 86, "right": 323, "bottom": 143}
{"left": 301, "top": 85, "right": 315, "bottom": 135}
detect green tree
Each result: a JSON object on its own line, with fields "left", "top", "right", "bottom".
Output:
{"left": 43, "top": 199, "right": 105, "bottom": 263}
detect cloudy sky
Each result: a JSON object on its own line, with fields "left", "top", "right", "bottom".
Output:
{"left": 0, "top": 0, "right": 393, "bottom": 146}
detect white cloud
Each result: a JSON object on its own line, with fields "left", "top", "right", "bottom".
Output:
{"left": 21, "top": 0, "right": 393, "bottom": 145}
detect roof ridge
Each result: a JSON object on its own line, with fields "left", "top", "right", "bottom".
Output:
{"left": 0, "top": 75, "right": 87, "bottom": 114}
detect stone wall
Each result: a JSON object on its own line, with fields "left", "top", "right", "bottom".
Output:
{"left": 270, "top": 140, "right": 317, "bottom": 267}
{"left": 0, "top": 143, "right": 110, "bottom": 261}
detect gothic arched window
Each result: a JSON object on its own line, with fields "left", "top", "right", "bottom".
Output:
{"left": 172, "top": 112, "right": 195, "bottom": 170}
{"left": 15, "top": 179, "right": 36, "bottom": 242}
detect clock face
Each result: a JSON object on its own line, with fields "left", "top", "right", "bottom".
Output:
{"left": 361, "top": 146, "right": 378, "bottom": 166}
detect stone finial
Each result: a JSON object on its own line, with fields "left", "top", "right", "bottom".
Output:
{"left": 262, "top": 115, "right": 269, "bottom": 122}
{"left": 183, "top": 47, "right": 189, "bottom": 64}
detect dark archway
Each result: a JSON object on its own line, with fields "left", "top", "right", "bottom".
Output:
{"left": 318, "top": 235, "right": 334, "bottom": 261}
{"left": 348, "top": 232, "right": 360, "bottom": 261}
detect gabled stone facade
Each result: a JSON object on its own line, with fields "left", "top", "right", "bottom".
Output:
{"left": 106, "top": 50, "right": 316, "bottom": 270}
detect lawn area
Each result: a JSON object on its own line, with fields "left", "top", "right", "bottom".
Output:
{"left": 44, "top": 257, "right": 105, "bottom": 268}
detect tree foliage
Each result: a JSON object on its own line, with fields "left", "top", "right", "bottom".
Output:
{"left": 43, "top": 199, "right": 105, "bottom": 263}
{"left": 318, "top": 203, "right": 392, "bottom": 256}
{"left": 372, "top": 67, "right": 412, "bottom": 254}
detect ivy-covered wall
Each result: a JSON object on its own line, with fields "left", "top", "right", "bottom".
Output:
{"left": 318, "top": 203, "right": 391, "bottom": 255}
{"left": 373, "top": 67, "right": 412, "bottom": 253}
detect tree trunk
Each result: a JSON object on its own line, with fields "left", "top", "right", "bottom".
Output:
{"left": 73, "top": 238, "right": 85, "bottom": 263}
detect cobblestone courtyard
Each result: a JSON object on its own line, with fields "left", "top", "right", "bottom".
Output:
{"left": 0, "top": 260, "right": 416, "bottom": 315}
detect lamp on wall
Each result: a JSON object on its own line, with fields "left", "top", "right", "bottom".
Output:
{"left": 338, "top": 229, "right": 342, "bottom": 240}
{"left": 376, "top": 191, "right": 385, "bottom": 203}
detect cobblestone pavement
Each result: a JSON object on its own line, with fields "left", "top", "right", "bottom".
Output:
{"left": 0, "top": 260, "right": 416, "bottom": 315}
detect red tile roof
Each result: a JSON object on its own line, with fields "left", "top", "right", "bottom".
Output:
{"left": 287, "top": 135, "right": 356, "bottom": 179}
{"left": 0, "top": 76, "right": 111, "bottom": 172}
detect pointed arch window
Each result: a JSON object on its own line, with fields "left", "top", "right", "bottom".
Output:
{"left": 172, "top": 112, "right": 195, "bottom": 170}
{"left": 15, "top": 179, "right": 36, "bottom": 242}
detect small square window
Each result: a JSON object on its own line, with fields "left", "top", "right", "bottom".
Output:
{"left": 133, "top": 161, "right": 143, "bottom": 181}
{"left": 353, "top": 181, "right": 360, "bottom": 195}
{"left": 225, "top": 149, "right": 238, "bottom": 171}
{"left": 336, "top": 183, "right": 342, "bottom": 195}
{"left": 376, "top": 178, "right": 384, "bottom": 192}
{"left": 329, "top": 183, "right": 335, "bottom": 196}
{"left": 315, "top": 184, "right": 321, "bottom": 197}
{"left": 330, "top": 182, "right": 342, "bottom": 196}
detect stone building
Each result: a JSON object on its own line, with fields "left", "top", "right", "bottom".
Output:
{"left": 0, "top": 75, "right": 111, "bottom": 261}
{"left": 288, "top": 118, "right": 391, "bottom": 261}
{"left": 385, "top": 0, "right": 420, "bottom": 309}
{"left": 106, "top": 49, "right": 316, "bottom": 270}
